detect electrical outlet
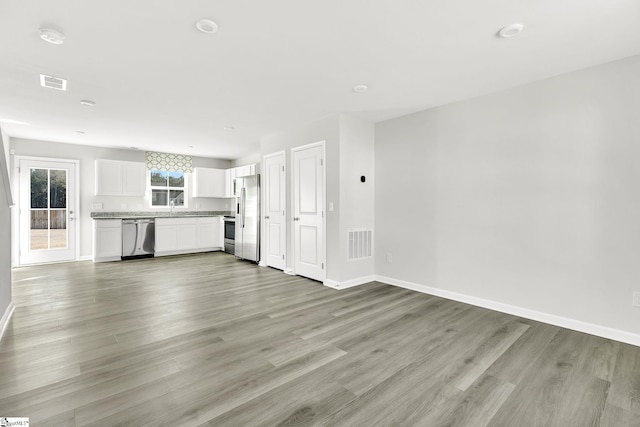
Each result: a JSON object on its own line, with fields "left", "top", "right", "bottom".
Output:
{"left": 386, "top": 252, "right": 393, "bottom": 263}
{"left": 91, "top": 203, "right": 103, "bottom": 210}
{"left": 633, "top": 292, "right": 640, "bottom": 307}
{"left": 196, "top": 203, "right": 201, "bottom": 209}
{"left": 120, "top": 203, "right": 127, "bottom": 210}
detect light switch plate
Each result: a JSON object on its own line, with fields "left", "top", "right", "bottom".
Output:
{"left": 633, "top": 292, "right": 640, "bottom": 307}
{"left": 91, "top": 203, "right": 103, "bottom": 210}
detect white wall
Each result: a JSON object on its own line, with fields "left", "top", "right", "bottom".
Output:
{"left": 375, "top": 54, "right": 640, "bottom": 339}
{"left": 11, "top": 138, "right": 233, "bottom": 260}
{"left": 375, "top": 110, "right": 438, "bottom": 286}
{"left": 337, "top": 115, "right": 375, "bottom": 283}
{"left": 0, "top": 127, "right": 12, "bottom": 327}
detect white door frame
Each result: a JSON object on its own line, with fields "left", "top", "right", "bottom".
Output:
{"left": 290, "top": 141, "right": 326, "bottom": 281}
{"left": 13, "top": 155, "right": 80, "bottom": 266}
{"left": 261, "top": 150, "right": 286, "bottom": 269}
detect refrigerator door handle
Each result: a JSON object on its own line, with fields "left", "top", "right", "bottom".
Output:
{"left": 241, "top": 187, "right": 247, "bottom": 228}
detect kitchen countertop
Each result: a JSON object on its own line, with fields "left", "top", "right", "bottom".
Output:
{"left": 91, "top": 210, "right": 234, "bottom": 219}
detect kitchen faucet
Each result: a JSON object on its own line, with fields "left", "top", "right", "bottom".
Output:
{"left": 170, "top": 199, "right": 175, "bottom": 216}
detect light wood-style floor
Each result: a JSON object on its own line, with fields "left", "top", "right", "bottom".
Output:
{"left": 1, "top": 252, "right": 640, "bottom": 426}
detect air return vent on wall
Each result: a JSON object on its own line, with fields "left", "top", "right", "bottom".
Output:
{"left": 348, "top": 229, "right": 373, "bottom": 260}
{"left": 40, "top": 74, "right": 67, "bottom": 91}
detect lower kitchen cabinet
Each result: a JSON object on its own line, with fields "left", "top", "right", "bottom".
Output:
{"left": 93, "top": 219, "right": 122, "bottom": 262}
{"left": 155, "top": 218, "right": 195, "bottom": 253}
{"left": 196, "top": 217, "right": 223, "bottom": 248}
{"left": 155, "top": 216, "right": 223, "bottom": 256}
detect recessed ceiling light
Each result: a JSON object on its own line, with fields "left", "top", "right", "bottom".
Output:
{"left": 223, "top": 126, "right": 235, "bottom": 131}
{"left": 129, "top": 146, "right": 138, "bottom": 150}
{"left": 187, "top": 145, "right": 194, "bottom": 149}
{"left": 498, "top": 23, "right": 524, "bottom": 38}
{"left": 39, "top": 28, "right": 65, "bottom": 45}
{"left": 75, "top": 130, "right": 86, "bottom": 134}
{"left": 196, "top": 19, "right": 218, "bottom": 34}
{"left": 352, "top": 84, "right": 369, "bottom": 93}
{"left": 80, "top": 100, "right": 96, "bottom": 107}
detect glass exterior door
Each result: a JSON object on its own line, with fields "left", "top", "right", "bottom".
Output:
{"left": 19, "top": 159, "right": 76, "bottom": 264}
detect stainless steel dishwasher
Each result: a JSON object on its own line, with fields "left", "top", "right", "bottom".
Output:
{"left": 122, "top": 218, "right": 155, "bottom": 259}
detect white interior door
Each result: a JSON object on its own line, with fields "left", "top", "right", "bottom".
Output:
{"left": 19, "top": 159, "right": 77, "bottom": 265}
{"left": 264, "top": 152, "right": 286, "bottom": 270}
{"left": 292, "top": 143, "right": 324, "bottom": 281}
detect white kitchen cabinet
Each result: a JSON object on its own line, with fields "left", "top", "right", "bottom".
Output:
{"left": 92, "top": 219, "right": 122, "bottom": 262}
{"left": 196, "top": 217, "right": 223, "bottom": 248}
{"left": 154, "top": 221, "right": 177, "bottom": 253}
{"left": 223, "top": 164, "right": 256, "bottom": 197}
{"left": 219, "top": 217, "right": 224, "bottom": 247}
{"left": 122, "top": 161, "right": 147, "bottom": 195}
{"left": 95, "top": 160, "right": 121, "bottom": 195}
{"left": 156, "top": 218, "right": 195, "bottom": 253}
{"left": 193, "top": 167, "right": 227, "bottom": 198}
{"left": 178, "top": 221, "right": 198, "bottom": 250}
{"left": 155, "top": 216, "right": 222, "bottom": 256}
{"left": 234, "top": 164, "right": 256, "bottom": 178}
{"left": 225, "top": 168, "right": 236, "bottom": 197}
{"left": 95, "top": 159, "right": 146, "bottom": 196}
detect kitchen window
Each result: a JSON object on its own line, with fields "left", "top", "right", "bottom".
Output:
{"left": 149, "top": 169, "right": 187, "bottom": 207}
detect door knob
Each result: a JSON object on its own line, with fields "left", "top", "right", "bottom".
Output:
{"left": 293, "top": 217, "right": 300, "bottom": 221}
{"left": 265, "top": 215, "right": 270, "bottom": 219}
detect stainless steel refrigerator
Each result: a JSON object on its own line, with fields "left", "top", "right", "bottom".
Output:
{"left": 234, "top": 174, "right": 260, "bottom": 262}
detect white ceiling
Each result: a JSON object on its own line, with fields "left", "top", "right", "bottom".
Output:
{"left": 1, "top": 0, "right": 639, "bottom": 160}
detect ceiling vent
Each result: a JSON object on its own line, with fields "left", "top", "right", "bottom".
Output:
{"left": 39, "top": 74, "right": 67, "bottom": 91}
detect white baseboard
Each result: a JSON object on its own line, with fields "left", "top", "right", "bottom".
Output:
{"left": 258, "top": 261, "right": 267, "bottom": 267}
{"left": 324, "top": 275, "right": 376, "bottom": 290}
{"left": 375, "top": 275, "right": 640, "bottom": 348}
{"left": 284, "top": 268, "right": 295, "bottom": 276}
{"left": 78, "top": 255, "right": 92, "bottom": 261}
{"left": 0, "top": 302, "right": 15, "bottom": 343}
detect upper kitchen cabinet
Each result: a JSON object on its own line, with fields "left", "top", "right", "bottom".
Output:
{"left": 234, "top": 164, "right": 256, "bottom": 178}
{"left": 225, "top": 168, "right": 236, "bottom": 198}
{"left": 228, "top": 163, "right": 256, "bottom": 197}
{"left": 95, "top": 159, "right": 146, "bottom": 196}
{"left": 192, "top": 167, "right": 226, "bottom": 198}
